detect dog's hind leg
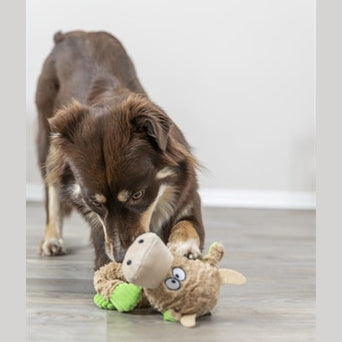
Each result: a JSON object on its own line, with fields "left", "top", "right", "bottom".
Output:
{"left": 36, "top": 52, "right": 66, "bottom": 256}
{"left": 39, "top": 143, "right": 69, "bottom": 256}
{"left": 40, "top": 183, "right": 66, "bottom": 256}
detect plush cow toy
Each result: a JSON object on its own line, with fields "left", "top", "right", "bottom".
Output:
{"left": 94, "top": 232, "right": 246, "bottom": 327}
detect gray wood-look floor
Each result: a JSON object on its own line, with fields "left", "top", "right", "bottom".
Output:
{"left": 26, "top": 202, "right": 315, "bottom": 342}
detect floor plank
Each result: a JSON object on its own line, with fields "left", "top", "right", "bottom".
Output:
{"left": 26, "top": 202, "right": 315, "bottom": 341}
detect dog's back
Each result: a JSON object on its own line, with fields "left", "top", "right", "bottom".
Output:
{"left": 37, "top": 30, "right": 145, "bottom": 113}
{"left": 36, "top": 30, "right": 205, "bottom": 269}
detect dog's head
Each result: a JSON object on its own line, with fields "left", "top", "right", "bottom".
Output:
{"left": 48, "top": 92, "right": 197, "bottom": 262}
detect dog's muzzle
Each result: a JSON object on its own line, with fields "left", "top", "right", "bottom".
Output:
{"left": 105, "top": 242, "right": 126, "bottom": 263}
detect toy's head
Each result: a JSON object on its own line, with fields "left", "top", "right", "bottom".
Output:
{"left": 122, "top": 232, "right": 246, "bottom": 327}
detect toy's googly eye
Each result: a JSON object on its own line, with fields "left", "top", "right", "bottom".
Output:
{"left": 172, "top": 267, "right": 186, "bottom": 281}
{"left": 165, "top": 277, "right": 181, "bottom": 290}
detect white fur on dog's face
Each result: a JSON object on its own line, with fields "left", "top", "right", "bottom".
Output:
{"left": 72, "top": 183, "right": 81, "bottom": 198}
{"left": 150, "top": 185, "right": 178, "bottom": 234}
{"left": 140, "top": 184, "right": 168, "bottom": 232}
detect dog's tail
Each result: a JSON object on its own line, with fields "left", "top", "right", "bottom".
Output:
{"left": 53, "top": 31, "right": 65, "bottom": 44}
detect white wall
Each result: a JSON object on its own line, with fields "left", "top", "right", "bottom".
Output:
{"left": 26, "top": 0, "right": 315, "bottom": 208}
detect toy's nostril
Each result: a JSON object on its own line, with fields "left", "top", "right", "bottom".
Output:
{"left": 138, "top": 239, "right": 144, "bottom": 243}
{"left": 126, "top": 260, "right": 132, "bottom": 265}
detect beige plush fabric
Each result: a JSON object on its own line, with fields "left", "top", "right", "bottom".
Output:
{"left": 122, "top": 232, "right": 174, "bottom": 289}
{"left": 144, "top": 253, "right": 222, "bottom": 318}
{"left": 94, "top": 233, "right": 246, "bottom": 326}
{"left": 93, "top": 261, "right": 150, "bottom": 308}
{"left": 93, "top": 262, "right": 125, "bottom": 300}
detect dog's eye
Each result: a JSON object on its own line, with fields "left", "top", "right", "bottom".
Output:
{"left": 90, "top": 194, "right": 106, "bottom": 208}
{"left": 91, "top": 199, "right": 104, "bottom": 208}
{"left": 131, "top": 190, "right": 145, "bottom": 201}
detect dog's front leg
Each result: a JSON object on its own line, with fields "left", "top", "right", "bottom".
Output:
{"left": 39, "top": 183, "right": 66, "bottom": 256}
{"left": 167, "top": 220, "right": 202, "bottom": 259}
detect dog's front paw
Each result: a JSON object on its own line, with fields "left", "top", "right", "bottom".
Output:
{"left": 39, "top": 238, "right": 66, "bottom": 256}
{"left": 168, "top": 239, "right": 202, "bottom": 260}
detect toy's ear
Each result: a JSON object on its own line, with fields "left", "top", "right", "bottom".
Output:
{"left": 219, "top": 269, "right": 247, "bottom": 285}
{"left": 180, "top": 313, "right": 197, "bottom": 328}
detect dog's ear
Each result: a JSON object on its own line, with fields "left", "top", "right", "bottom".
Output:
{"left": 48, "top": 100, "right": 88, "bottom": 141}
{"left": 132, "top": 113, "right": 170, "bottom": 151}
{"left": 125, "top": 94, "right": 172, "bottom": 151}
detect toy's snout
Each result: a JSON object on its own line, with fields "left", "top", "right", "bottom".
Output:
{"left": 122, "top": 232, "right": 174, "bottom": 289}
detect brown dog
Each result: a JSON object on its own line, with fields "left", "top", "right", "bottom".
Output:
{"left": 35, "top": 30, "right": 205, "bottom": 270}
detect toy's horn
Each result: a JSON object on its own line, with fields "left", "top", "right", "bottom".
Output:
{"left": 122, "top": 232, "right": 174, "bottom": 289}
{"left": 219, "top": 269, "right": 247, "bottom": 285}
{"left": 180, "top": 313, "right": 197, "bottom": 328}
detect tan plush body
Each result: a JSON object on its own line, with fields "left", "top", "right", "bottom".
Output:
{"left": 94, "top": 232, "right": 246, "bottom": 327}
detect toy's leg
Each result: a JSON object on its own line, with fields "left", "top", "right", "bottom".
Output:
{"left": 94, "top": 283, "right": 142, "bottom": 312}
{"left": 94, "top": 285, "right": 146, "bottom": 312}
{"left": 94, "top": 262, "right": 143, "bottom": 312}
{"left": 109, "top": 283, "right": 142, "bottom": 312}
{"left": 94, "top": 284, "right": 143, "bottom": 312}
{"left": 94, "top": 293, "right": 115, "bottom": 310}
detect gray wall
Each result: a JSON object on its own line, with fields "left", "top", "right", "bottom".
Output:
{"left": 27, "top": 0, "right": 315, "bottom": 204}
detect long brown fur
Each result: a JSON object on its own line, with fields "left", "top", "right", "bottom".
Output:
{"left": 36, "top": 30, "right": 205, "bottom": 270}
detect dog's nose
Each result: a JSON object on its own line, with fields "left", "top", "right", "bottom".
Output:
{"left": 114, "top": 248, "right": 126, "bottom": 263}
